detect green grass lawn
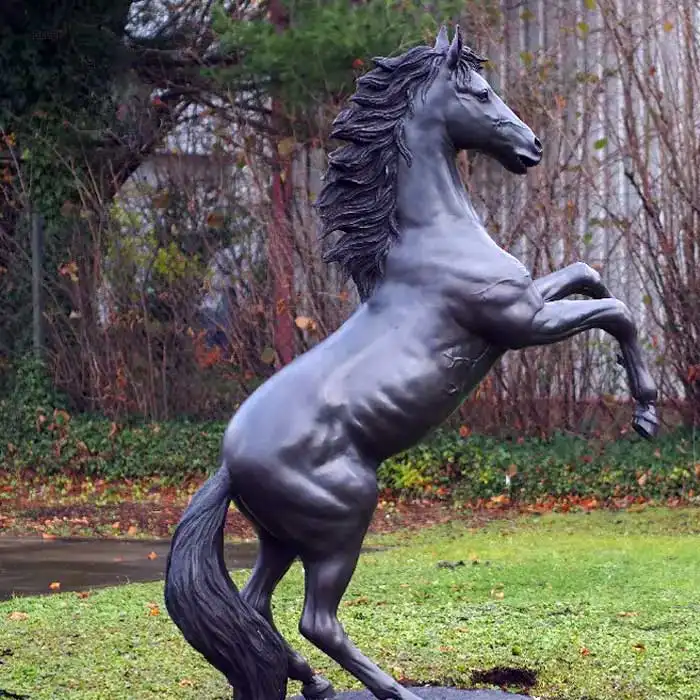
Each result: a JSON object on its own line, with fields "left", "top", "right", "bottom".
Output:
{"left": 2, "top": 507, "right": 700, "bottom": 700}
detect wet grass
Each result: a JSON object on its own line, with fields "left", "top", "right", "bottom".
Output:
{"left": 2, "top": 507, "right": 700, "bottom": 699}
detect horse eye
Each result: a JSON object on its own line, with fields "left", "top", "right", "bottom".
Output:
{"left": 476, "top": 89, "right": 489, "bottom": 103}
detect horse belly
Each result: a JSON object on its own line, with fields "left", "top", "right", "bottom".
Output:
{"left": 347, "top": 341, "right": 500, "bottom": 459}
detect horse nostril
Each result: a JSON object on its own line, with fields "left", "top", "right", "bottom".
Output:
{"left": 533, "top": 137, "right": 543, "bottom": 153}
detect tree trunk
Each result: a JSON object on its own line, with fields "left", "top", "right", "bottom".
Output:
{"left": 269, "top": 150, "right": 295, "bottom": 366}
{"left": 267, "top": 0, "right": 295, "bottom": 367}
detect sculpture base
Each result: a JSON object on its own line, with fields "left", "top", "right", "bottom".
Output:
{"left": 292, "top": 688, "right": 530, "bottom": 700}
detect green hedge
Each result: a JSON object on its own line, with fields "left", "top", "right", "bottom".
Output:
{"left": 380, "top": 429, "right": 699, "bottom": 502}
{"left": 1, "top": 407, "right": 697, "bottom": 502}
{"left": 2, "top": 357, "right": 697, "bottom": 501}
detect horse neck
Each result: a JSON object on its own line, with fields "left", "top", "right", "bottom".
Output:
{"left": 379, "top": 137, "right": 487, "bottom": 295}
{"left": 394, "top": 137, "right": 479, "bottom": 231}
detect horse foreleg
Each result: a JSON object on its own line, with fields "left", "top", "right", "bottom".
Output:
{"left": 509, "top": 298, "right": 659, "bottom": 438}
{"left": 535, "top": 265, "right": 636, "bottom": 379}
{"left": 299, "top": 547, "right": 423, "bottom": 700}
{"left": 534, "top": 262, "right": 612, "bottom": 301}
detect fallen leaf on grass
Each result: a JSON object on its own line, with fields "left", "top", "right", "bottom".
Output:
{"left": 7, "top": 612, "right": 28, "bottom": 621}
{"left": 580, "top": 647, "right": 591, "bottom": 656}
{"left": 491, "top": 584, "right": 505, "bottom": 600}
{"left": 76, "top": 591, "right": 90, "bottom": 599}
{"left": 49, "top": 581, "right": 61, "bottom": 591}
{"left": 147, "top": 603, "right": 160, "bottom": 616}
{"left": 617, "top": 611, "right": 639, "bottom": 618}
{"left": 632, "top": 642, "right": 646, "bottom": 653}
{"left": 343, "top": 596, "right": 370, "bottom": 607}
{"left": 179, "top": 679, "right": 195, "bottom": 688}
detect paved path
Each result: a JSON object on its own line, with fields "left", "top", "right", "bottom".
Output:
{"left": 0, "top": 536, "right": 258, "bottom": 600}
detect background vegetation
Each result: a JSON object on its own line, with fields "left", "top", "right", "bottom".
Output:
{"left": 1, "top": 357, "right": 697, "bottom": 503}
{"left": 1, "top": 1, "right": 698, "bottom": 495}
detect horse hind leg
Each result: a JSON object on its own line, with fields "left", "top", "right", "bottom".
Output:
{"left": 230, "top": 449, "right": 405, "bottom": 698}
{"left": 240, "top": 531, "right": 335, "bottom": 700}
{"left": 299, "top": 544, "right": 422, "bottom": 700}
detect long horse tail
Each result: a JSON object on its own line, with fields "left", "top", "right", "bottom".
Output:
{"left": 164, "top": 465, "right": 288, "bottom": 700}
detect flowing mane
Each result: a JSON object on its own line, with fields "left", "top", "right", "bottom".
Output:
{"left": 316, "top": 42, "right": 486, "bottom": 301}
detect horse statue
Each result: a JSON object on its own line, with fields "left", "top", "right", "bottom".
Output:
{"left": 165, "top": 26, "right": 658, "bottom": 700}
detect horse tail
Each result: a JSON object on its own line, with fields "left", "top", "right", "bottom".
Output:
{"left": 164, "top": 465, "right": 288, "bottom": 700}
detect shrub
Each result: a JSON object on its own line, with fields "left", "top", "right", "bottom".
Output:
{"left": 1, "top": 386, "right": 697, "bottom": 502}
{"left": 379, "top": 429, "right": 699, "bottom": 502}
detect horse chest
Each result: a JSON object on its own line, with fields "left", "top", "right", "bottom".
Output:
{"left": 443, "top": 252, "right": 530, "bottom": 297}
{"left": 437, "top": 249, "right": 532, "bottom": 330}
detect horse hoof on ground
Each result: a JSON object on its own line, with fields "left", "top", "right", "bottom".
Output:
{"left": 302, "top": 675, "right": 336, "bottom": 700}
{"left": 633, "top": 403, "right": 659, "bottom": 440}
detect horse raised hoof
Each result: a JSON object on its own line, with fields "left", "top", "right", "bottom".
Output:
{"left": 302, "top": 675, "right": 336, "bottom": 700}
{"left": 633, "top": 403, "right": 659, "bottom": 440}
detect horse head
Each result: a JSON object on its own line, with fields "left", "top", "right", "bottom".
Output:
{"left": 416, "top": 25, "right": 543, "bottom": 174}
{"left": 318, "top": 26, "right": 544, "bottom": 299}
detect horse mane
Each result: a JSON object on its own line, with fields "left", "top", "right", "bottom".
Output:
{"left": 316, "top": 41, "right": 486, "bottom": 301}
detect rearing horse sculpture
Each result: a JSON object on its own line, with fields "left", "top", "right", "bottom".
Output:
{"left": 165, "top": 26, "right": 658, "bottom": 700}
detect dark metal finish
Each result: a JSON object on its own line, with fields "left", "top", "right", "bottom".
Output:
{"left": 165, "top": 27, "right": 658, "bottom": 700}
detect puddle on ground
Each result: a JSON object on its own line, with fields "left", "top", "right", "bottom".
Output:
{"left": 0, "top": 537, "right": 258, "bottom": 600}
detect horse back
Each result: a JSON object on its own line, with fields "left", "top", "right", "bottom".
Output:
{"left": 224, "top": 302, "right": 500, "bottom": 466}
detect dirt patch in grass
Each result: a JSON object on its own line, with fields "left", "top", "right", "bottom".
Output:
{"left": 471, "top": 666, "right": 538, "bottom": 691}
{"left": 0, "top": 472, "right": 509, "bottom": 539}
{"left": 1, "top": 470, "right": 693, "bottom": 541}
{"left": 1, "top": 498, "right": 494, "bottom": 540}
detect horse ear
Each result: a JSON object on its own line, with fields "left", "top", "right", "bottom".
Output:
{"left": 446, "top": 25, "right": 463, "bottom": 70}
{"left": 434, "top": 25, "right": 449, "bottom": 52}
